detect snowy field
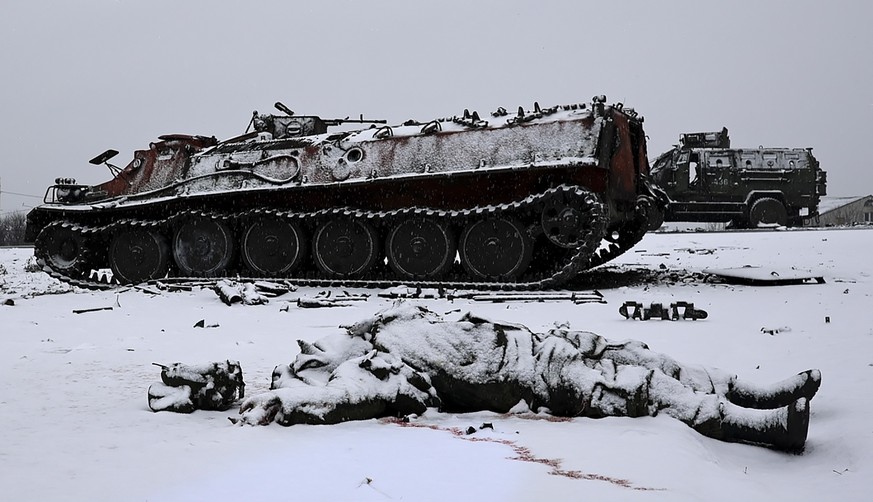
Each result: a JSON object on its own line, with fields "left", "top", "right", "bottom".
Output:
{"left": 1, "top": 227, "right": 871, "bottom": 501}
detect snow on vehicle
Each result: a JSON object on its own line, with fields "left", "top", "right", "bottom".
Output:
{"left": 25, "top": 96, "right": 665, "bottom": 289}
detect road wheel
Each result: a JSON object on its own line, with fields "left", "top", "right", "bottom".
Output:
{"left": 172, "top": 217, "right": 235, "bottom": 276}
{"left": 312, "top": 219, "right": 379, "bottom": 277}
{"left": 459, "top": 217, "right": 532, "bottom": 280}
{"left": 241, "top": 217, "right": 306, "bottom": 276}
{"left": 749, "top": 198, "right": 787, "bottom": 227}
{"left": 386, "top": 218, "right": 455, "bottom": 279}
{"left": 109, "top": 229, "right": 170, "bottom": 284}
{"left": 36, "top": 222, "right": 90, "bottom": 275}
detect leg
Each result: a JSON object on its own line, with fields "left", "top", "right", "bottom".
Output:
{"left": 647, "top": 371, "right": 811, "bottom": 452}
{"left": 599, "top": 340, "right": 734, "bottom": 395}
{"left": 727, "top": 369, "right": 821, "bottom": 409}
{"left": 720, "top": 398, "right": 810, "bottom": 452}
{"left": 599, "top": 339, "right": 821, "bottom": 409}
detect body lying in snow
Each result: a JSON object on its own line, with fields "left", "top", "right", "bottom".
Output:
{"left": 238, "top": 302, "right": 820, "bottom": 452}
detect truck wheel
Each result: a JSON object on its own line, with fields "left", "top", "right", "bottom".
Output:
{"left": 643, "top": 201, "right": 665, "bottom": 231}
{"left": 749, "top": 198, "right": 787, "bottom": 227}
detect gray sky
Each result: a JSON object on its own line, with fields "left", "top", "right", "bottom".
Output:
{"left": 2, "top": 0, "right": 871, "bottom": 215}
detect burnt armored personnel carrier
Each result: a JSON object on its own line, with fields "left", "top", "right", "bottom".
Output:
{"left": 26, "top": 96, "right": 665, "bottom": 290}
{"left": 649, "top": 128, "right": 827, "bottom": 228}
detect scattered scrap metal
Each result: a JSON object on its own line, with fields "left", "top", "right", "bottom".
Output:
{"left": 619, "top": 301, "right": 708, "bottom": 320}
{"left": 293, "top": 291, "right": 370, "bottom": 309}
{"left": 193, "top": 319, "right": 220, "bottom": 328}
{"left": 761, "top": 326, "right": 792, "bottom": 336}
{"left": 212, "top": 279, "right": 298, "bottom": 305}
{"left": 377, "top": 286, "right": 445, "bottom": 299}
{"left": 705, "top": 267, "right": 825, "bottom": 286}
{"left": 72, "top": 306, "right": 113, "bottom": 314}
{"left": 378, "top": 286, "right": 604, "bottom": 304}
{"left": 456, "top": 291, "right": 604, "bottom": 304}
{"left": 675, "top": 247, "right": 717, "bottom": 255}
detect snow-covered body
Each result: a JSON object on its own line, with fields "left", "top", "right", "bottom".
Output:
{"left": 240, "top": 302, "right": 818, "bottom": 451}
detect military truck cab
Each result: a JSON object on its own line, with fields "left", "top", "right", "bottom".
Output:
{"left": 650, "top": 128, "right": 827, "bottom": 228}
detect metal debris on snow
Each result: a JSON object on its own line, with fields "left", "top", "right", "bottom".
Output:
{"left": 379, "top": 286, "right": 604, "bottom": 304}
{"left": 213, "top": 280, "right": 271, "bottom": 306}
{"left": 619, "top": 301, "right": 708, "bottom": 320}
{"left": 193, "top": 319, "right": 220, "bottom": 328}
{"left": 294, "top": 290, "right": 369, "bottom": 309}
{"left": 705, "top": 267, "right": 825, "bottom": 286}
{"left": 72, "top": 306, "right": 114, "bottom": 314}
{"left": 761, "top": 326, "right": 792, "bottom": 336}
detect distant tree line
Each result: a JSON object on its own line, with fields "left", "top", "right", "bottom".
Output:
{"left": 0, "top": 212, "right": 27, "bottom": 246}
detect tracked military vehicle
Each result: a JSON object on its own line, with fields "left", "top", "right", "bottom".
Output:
{"left": 25, "top": 96, "right": 665, "bottom": 290}
{"left": 649, "top": 128, "right": 827, "bottom": 228}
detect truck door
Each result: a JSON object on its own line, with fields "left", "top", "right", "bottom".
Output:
{"left": 673, "top": 150, "right": 692, "bottom": 197}
{"left": 701, "top": 151, "right": 734, "bottom": 201}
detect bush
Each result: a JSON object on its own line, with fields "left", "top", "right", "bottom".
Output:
{"left": 0, "top": 212, "right": 26, "bottom": 246}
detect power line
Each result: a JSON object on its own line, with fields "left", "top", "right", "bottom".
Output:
{"left": 0, "top": 190, "right": 42, "bottom": 199}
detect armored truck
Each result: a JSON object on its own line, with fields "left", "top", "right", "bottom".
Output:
{"left": 649, "top": 128, "right": 827, "bottom": 228}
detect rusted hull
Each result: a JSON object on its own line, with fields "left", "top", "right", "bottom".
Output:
{"left": 29, "top": 163, "right": 609, "bottom": 233}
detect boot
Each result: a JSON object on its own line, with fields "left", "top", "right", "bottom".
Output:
{"left": 148, "top": 382, "right": 195, "bottom": 413}
{"left": 727, "top": 369, "right": 821, "bottom": 409}
{"left": 720, "top": 398, "right": 810, "bottom": 452}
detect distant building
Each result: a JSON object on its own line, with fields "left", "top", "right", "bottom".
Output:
{"left": 805, "top": 195, "right": 873, "bottom": 226}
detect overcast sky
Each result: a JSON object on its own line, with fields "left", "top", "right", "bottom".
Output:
{"left": 1, "top": 0, "right": 871, "bottom": 215}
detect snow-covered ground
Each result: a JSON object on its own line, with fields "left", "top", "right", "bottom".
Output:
{"left": 2, "top": 227, "right": 871, "bottom": 501}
